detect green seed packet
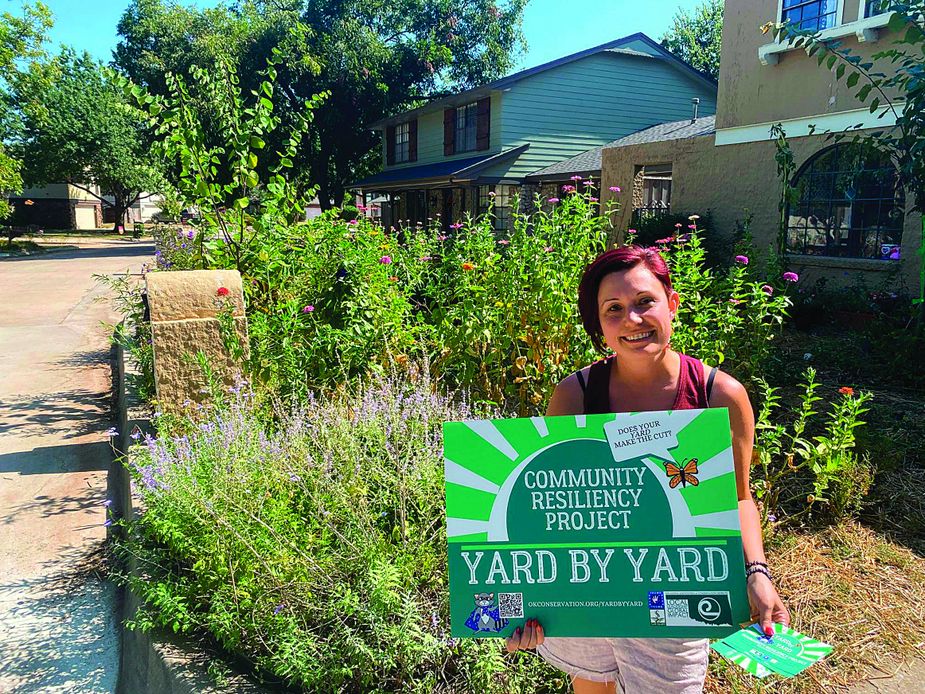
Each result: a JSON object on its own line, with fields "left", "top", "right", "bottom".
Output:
{"left": 711, "top": 623, "right": 833, "bottom": 678}
{"left": 443, "top": 409, "right": 751, "bottom": 638}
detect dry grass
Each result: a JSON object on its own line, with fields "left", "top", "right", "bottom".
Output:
{"left": 705, "top": 522, "right": 925, "bottom": 693}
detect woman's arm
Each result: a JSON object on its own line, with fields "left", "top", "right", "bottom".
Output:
{"left": 710, "top": 371, "right": 790, "bottom": 635}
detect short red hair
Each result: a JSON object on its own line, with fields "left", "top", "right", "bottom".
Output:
{"left": 578, "top": 246, "right": 673, "bottom": 353}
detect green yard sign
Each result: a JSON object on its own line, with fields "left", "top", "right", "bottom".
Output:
{"left": 444, "top": 409, "right": 750, "bottom": 638}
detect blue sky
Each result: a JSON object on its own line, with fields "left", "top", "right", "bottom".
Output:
{"left": 39, "top": 0, "right": 703, "bottom": 70}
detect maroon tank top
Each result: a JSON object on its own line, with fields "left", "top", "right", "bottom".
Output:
{"left": 577, "top": 353, "right": 716, "bottom": 414}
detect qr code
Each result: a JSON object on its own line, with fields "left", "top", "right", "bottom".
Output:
{"left": 498, "top": 593, "right": 524, "bottom": 618}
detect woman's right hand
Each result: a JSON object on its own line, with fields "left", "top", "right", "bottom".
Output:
{"left": 505, "top": 618, "right": 544, "bottom": 652}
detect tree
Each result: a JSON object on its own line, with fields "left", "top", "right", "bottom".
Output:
{"left": 12, "top": 49, "right": 165, "bottom": 229}
{"left": 114, "top": 0, "right": 529, "bottom": 209}
{"left": 0, "top": 1, "right": 52, "bottom": 220}
{"left": 767, "top": 1, "right": 925, "bottom": 322}
{"left": 660, "top": 0, "right": 723, "bottom": 80}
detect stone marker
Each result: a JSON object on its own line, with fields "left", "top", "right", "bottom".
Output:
{"left": 146, "top": 270, "right": 249, "bottom": 409}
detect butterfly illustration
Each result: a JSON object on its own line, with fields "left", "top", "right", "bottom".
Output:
{"left": 664, "top": 458, "right": 699, "bottom": 488}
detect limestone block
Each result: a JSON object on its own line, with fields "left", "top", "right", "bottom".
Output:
{"left": 146, "top": 270, "right": 245, "bottom": 322}
{"left": 151, "top": 317, "right": 248, "bottom": 408}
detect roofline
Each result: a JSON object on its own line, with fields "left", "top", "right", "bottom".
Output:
{"left": 370, "top": 32, "right": 716, "bottom": 130}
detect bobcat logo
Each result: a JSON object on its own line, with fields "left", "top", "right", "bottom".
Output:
{"left": 464, "top": 593, "right": 508, "bottom": 633}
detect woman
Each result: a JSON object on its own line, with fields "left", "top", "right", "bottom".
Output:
{"left": 505, "top": 246, "right": 789, "bottom": 694}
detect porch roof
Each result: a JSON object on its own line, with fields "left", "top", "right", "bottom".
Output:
{"left": 350, "top": 145, "right": 528, "bottom": 191}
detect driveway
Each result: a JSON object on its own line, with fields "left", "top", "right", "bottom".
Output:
{"left": 0, "top": 242, "right": 152, "bottom": 692}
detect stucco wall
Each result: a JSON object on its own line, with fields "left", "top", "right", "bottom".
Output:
{"left": 717, "top": 0, "right": 903, "bottom": 130}
{"left": 600, "top": 132, "right": 921, "bottom": 292}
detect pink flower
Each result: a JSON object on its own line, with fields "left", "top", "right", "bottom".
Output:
{"left": 497, "top": 239, "right": 510, "bottom": 245}
{"left": 449, "top": 222, "right": 463, "bottom": 230}
{"left": 347, "top": 219, "right": 358, "bottom": 225}
{"left": 590, "top": 197, "right": 598, "bottom": 202}
{"left": 548, "top": 197, "right": 560, "bottom": 204}
{"left": 609, "top": 186, "right": 621, "bottom": 193}
{"left": 783, "top": 271, "right": 799, "bottom": 282}
{"left": 488, "top": 191, "right": 496, "bottom": 197}
{"left": 419, "top": 256, "right": 433, "bottom": 261}
{"left": 674, "top": 223, "right": 683, "bottom": 228}
{"left": 688, "top": 224, "right": 696, "bottom": 229}
{"left": 379, "top": 255, "right": 392, "bottom": 265}
{"left": 302, "top": 305, "right": 314, "bottom": 313}
{"left": 655, "top": 237, "right": 673, "bottom": 244}
{"left": 562, "top": 185, "right": 576, "bottom": 192}
{"left": 438, "top": 234, "right": 448, "bottom": 241}
{"left": 570, "top": 175, "right": 582, "bottom": 181}
{"left": 544, "top": 246, "right": 553, "bottom": 253}
{"left": 728, "top": 299, "right": 743, "bottom": 305}
{"left": 735, "top": 255, "right": 749, "bottom": 265}
{"left": 583, "top": 180, "right": 593, "bottom": 186}
{"left": 761, "top": 284, "right": 774, "bottom": 295}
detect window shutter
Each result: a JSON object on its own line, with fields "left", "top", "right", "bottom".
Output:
{"left": 444, "top": 108, "right": 455, "bottom": 156}
{"left": 408, "top": 119, "right": 418, "bottom": 162}
{"left": 476, "top": 97, "right": 490, "bottom": 151}
{"left": 386, "top": 125, "right": 396, "bottom": 165}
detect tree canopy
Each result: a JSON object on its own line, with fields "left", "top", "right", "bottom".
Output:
{"left": 660, "top": 0, "right": 723, "bottom": 81}
{"left": 114, "top": 0, "right": 529, "bottom": 208}
{"left": 12, "top": 49, "right": 165, "bottom": 228}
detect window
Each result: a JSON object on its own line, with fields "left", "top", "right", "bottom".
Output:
{"left": 394, "top": 122, "right": 410, "bottom": 163}
{"left": 479, "top": 184, "right": 517, "bottom": 231}
{"left": 632, "top": 164, "right": 672, "bottom": 224}
{"left": 455, "top": 102, "right": 478, "bottom": 153}
{"left": 864, "top": 0, "right": 887, "bottom": 17}
{"left": 786, "top": 144, "right": 904, "bottom": 259}
{"left": 781, "top": 0, "right": 838, "bottom": 31}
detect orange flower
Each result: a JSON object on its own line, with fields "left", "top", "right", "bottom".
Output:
{"left": 461, "top": 262, "right": 475, "bottom": 271}
{"left": 389, "top": 276, "right": 398, "bottom": 282}
{"left": 838, "top": 386, "right": 855, "bottom": 396}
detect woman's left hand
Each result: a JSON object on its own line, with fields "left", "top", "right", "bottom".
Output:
{"left": 747, "top": 573, "right": 790, "bottom": 636}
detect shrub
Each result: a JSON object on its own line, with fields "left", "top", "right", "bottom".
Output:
{"left": 116, "top": 371, "right": 565, "bottom": 693}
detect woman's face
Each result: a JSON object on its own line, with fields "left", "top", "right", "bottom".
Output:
{"left": 596, "top": 264, "right": 680, "bottom": 358}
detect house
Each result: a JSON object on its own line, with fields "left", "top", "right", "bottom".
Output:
{"left": 599, "top": 1, "right": 919, "bottom": 290}
{"left": 7, "top": 184, "right": 103, "bottom": 230}
{"left": 351, "top": 33, "right": 719, "bottom": 230}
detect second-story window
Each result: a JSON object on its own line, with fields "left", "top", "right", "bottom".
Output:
{"left": 781, "top": 0, "right": 837, "bottom": 31}
{"left": 394, "top": 122, "right": 411, "bottom": 163}
{"left": 455, "top": 102, "right": 478, "bottom": 153}
{"left": 865, "top": 0, "right": 887, "bottom": 17}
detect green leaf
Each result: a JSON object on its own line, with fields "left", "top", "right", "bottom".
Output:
{"left": 836, "top": 63, "right": 845, "bottom": 80}
{"left": 826, "top": 54, "right": 837, "bottom": 69}
{"left": 235, "top": 197, "right": 249, "bottom": 209}
{"left": 846, "top": 71, "right": 859, "bottom": 88}
{"left": 250, "top": 136, "right": 265, "bottom": 149}
{"left": 857, "top": 83, "right": 873, "bottom": 101}
{"left": 869, "top": 97, "right": 880, "bottom": 113}
{"left": 260, "top": 97, "right": 273, "bottom": 111}
{"left": 888, "top": 11, "right": 906, "bottom": 33}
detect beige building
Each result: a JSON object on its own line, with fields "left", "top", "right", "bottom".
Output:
{"left": 600, "top": 1, "right": 918, "bottom": 290}
{"left": 9, "top": 183, "right": 103, "bottom": 230}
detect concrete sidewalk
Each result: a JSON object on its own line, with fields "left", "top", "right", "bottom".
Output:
{"left": 0, "top": 243, "right": 152, "bottom": 692}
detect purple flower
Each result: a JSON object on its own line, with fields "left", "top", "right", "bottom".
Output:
{"left": 379, "top": 255, "right": 392, "bottom": 265}
{"left": 289, "top": 473, "right": 301, "bottom": 482}
{"left": 761, "top": 284, "right": 774, "bottom": 295}
{"left": 570, "top": 175, "right": 582, "bottom": 181}
{"left": 103, "top": 499, "right": 113, "bottom": 507}
{"left": 548, "top": 197, "right": 560, "bottom": 204}
{"left": 590, "top": 197, "right": 598, "bottom": 202}
{"left": 273, "top": 604, "right": 285, "bottom": 615}
{"left": 783, "top": 271, "right": 799, "bottom": 282}
{"left": 186, "top": 230, "right": 194, "bottom": 240}
{"left": 105, "top": 427, "right": 119, "bottom": 437}
{"left": 103, "top": 519, "right": 113, "bottom": 527}
{"left": 419, "top": 255, "right": 433, "bottom": 262}
{"left": 438, "top": 234, "right": 448, "bottom": 241}
{"left": 130, "top": 430, "right": 142, "bottom": 441}
{"left": 449, "top": 222, "right": 463, "bottom": 230}
{"left": 348, "top": 219, "right": 358, "bottom": 225}
{"left": 562, "top": 184, "right": 576, "bottom": 193}
{"left": 302, "top": 305, "right": 315, "bottom": 313}
{"left": 609, "top": 186, "right": 621, "bottom": 193}
{"left": 735, "top": 255, "right": 749, "bottom": 265}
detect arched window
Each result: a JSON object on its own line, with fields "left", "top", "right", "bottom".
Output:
{"left": 786, "top": 144, "right": 904, "bottom": 260}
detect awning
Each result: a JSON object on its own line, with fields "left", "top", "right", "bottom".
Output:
{"left": 350, "top": 145, "right": 529, "bottom": 191}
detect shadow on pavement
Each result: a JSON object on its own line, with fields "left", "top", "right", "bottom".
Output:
{"left": 0, "top": 543, "right": 119, "bottom": 693}
{"left": 0, "top": 441, "right": 112, "bottom": 476}
{"left": 0, "top": 389, "right": 113, "bottom": 439}
{"left": 0, "top": 244, "right": 154, "bottom": 264}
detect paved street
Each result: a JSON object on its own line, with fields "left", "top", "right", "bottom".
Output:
{"left": 0, "top": 241, "right": 152, "bottom": 693}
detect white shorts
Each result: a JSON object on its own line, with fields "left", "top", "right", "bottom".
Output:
{"left": 537, "top": 637, "right": 709, "bottom": 693}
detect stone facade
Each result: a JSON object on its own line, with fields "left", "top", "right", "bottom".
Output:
{"left": 146, "top": 270, "right": 249, "bottom": 409}
{"left": 600, "top": 132, "right": 922, "bottom": 290}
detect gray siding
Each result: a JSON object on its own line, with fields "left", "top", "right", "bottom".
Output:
{"left": 483, "top": 52, "right": 716, "bottom": 180}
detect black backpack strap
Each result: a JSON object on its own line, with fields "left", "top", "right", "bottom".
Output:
{"left": 706, "top": 366, "right": 718, "bottom": 405}
{"left": 575, "top": 368, "right": 588, "bottom": 394}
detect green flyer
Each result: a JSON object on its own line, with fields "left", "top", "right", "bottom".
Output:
{"left": 444, "top": 409, "right": 750, "bottom": 638}
{"left": 711, "top": 623, "right": 832, "bottom": 678}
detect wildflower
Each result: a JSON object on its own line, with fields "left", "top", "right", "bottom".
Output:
{"left": 544, "top": 246, "right": 553, "bottom": 253}
{"left": 735, "top": 255, "right": 749, "bottom": 265}
{"left": 182, "top": 399, "right": 191, "bottom": 408}
{"left": 548, "top": 197, "right": 560, "bottom": 204}
{"left": 379, "top": 255, "right": 392, "bottom": 265}
{"left": 289, "top": 473, "right": 301, "bottom": 482}
{"left": 186, "top": 230, "right": 195, "bottom": 240}
{"left": 389, "top": 276, "right": 398, "bottom": 282}
{"left": 728, "top": 299, "right": 743, "bottom": 305}
{"left": 449, "top": 222, "right": 463, "bottom": 230}
{"left": 347, "top": 219, "right": 358, "bottom": 225}
{"left": 562, "top": 185, "right": 576, "bottom": 193}
{"left": 461, "top": 262, "right": 475, "bottom": 271}
{"left": 217, "top": 287, "right": 230, "bottom": 297}
{"left": 130, "top": 429, "right": 142, "bottom": 441}
{"left": 273, "top": 604, "right": 285, "bottom": 615}
{"left": 570, "top": 175, "right": 582, "bottom": 181}
{"left": 609, "top": 186, "right": 621, "bottom": 193}
{"left": 688, "top": 214, "right": 701, "bottom": 221}
{"left": 838, "top": 386, "right": 855, "bottom": 396}
{"left": 103, "top": 499, "right": 113, "bottom": 507}
{"left": 105, "top": 427, "right": 119, "bottom": 437}
{"left": 497, "top": 239, "right": 510, "bottom": 246}
{"left": 583, "top": 180, "right": 593, "bottom": 186}
{"left": 438, "top": 234, "right": 448, "bottom": 241}
{"left": 674, "top": 223, "right": 682, "bottom": 228}
{"left": 590, "top": 197, "right": 598, "bottom": 202}
{"left": 687, "top": 224, "right": 696, "bottom": 229}
{"left": 655, "top": 237, "right": 673, "bottom": 244}
{"left": 782, "top": 271, "right": 799, "bottom": 282}
{"left": 488, "top": 191, "right": 496, "bottom": 197}
{"left": 761, "top": 284, "right": 774, "bottom": 295}
{"left": 302, "top": 305, "right": 314, "bottom": 313}
{"left": 419, "top": 256, "right": 433, "bottom": 262}
{"left": 767, "top": 514, "right": 777, "bottom": 523}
